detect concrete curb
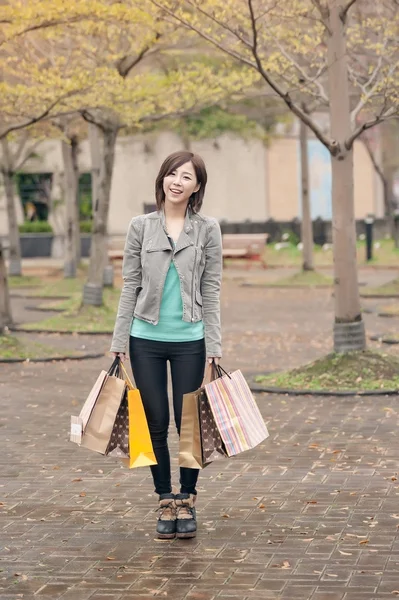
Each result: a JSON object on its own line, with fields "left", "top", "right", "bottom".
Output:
{"left": 24, "top": 305, "right": 64, "bottom": 313}
{"left": 249, "top": 383, "right": 398, "bottom": 397}
{"left": 10, "top": 326, "right": 112, "bottom": 335}
{"left": 0, "top": 352, "right": 105, "bottom": 364}
{"left": 10, "top": 294, "right": 70, "bottom": 301}
{"left": 370, "top": 334, "right": 399, "bottom": 345}
{"left": 241, "top": 283, "right": 332, "bottom": 290}
{"left": 360, "top": 294, "right": 399, "bottom": 299}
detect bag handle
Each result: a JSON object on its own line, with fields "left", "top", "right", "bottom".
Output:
{"left": 202, "top": 362, "right": 220, "bottom": 386}
{"left": 120, "top": 362, "right": 135, "bottom": 390}
{"left": 108, "top": 356, "right": 121, "bottom": 377}
{"left": 212, "top": 363, "right": 232, "bottom": 380}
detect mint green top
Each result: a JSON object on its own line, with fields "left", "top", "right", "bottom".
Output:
{"left": 131, "top": 260, "right": 204, "bottom": 342}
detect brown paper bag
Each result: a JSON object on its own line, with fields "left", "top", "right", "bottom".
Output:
{"left": 179, "top": 389, "right": 205, "bottom": 469}
{"left": 80, "top": 370, "right": 126, "bottom": 455}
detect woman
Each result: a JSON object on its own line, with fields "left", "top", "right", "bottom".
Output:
{"left": 110, "top": 150, "right": 222, "bottom": 539}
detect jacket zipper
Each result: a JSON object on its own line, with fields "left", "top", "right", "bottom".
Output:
{"left": 191, "top": 246, "right": 197, "bottom": 322}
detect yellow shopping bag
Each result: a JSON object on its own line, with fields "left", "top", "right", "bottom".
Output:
{"left": 120, "top": 364, "right": 157, "bottom": 469}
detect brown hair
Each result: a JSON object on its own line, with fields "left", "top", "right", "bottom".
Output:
{"left": 155, "top": 150, "right": 207, "bottom": 213}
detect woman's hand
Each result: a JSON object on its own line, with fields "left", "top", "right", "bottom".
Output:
{"left": 111, "top": 352, "right": 127, "bottom": 362}
{"left": 207, "top": 357, "right": 220, "bottom": 366}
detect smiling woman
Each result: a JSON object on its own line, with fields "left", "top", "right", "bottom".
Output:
{"left": 110, "top": 150, "right": 222, "bottom": 540}
{"left": 155, "top": 150, "right": 207, "bottom": 214}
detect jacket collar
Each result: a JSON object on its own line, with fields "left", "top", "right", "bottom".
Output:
{"left": 157, "top": 206, "right": 196, "bottom": 254}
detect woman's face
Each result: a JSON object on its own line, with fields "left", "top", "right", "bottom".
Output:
{"left": 163, "top": 161, "right": 200, "bottom": 208}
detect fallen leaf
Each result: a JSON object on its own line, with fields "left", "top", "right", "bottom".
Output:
{"left": 306, "top": 500, "right": 318, "bottom": 504}
{"left": 301, "top": 538, "right": 314, "bottom": 542}
{"left": 79, "top": 492, "right": 86, "bottom": 497}
{"left": 339, "top": 550, "right": 352, "bottom": 556}
{"left": 221, "top": 514, "right": 231, "bottom": 519}
{"left": 72, "top": 478, "right": 82, "bottom": 483}
{"left": 106, "top": 557, "right": 116, "bottom": 561}
{"left": 326, "top": 573, "right": 338, "bottom": 578}
{"left": 258, "top": 504, "right": 265, "bottom": 509}
{"left": 359, "top": 540, "right": 369, "bottom": 545}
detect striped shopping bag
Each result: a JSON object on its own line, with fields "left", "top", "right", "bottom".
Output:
{"left": 204, "top": 366, "right": 269, "bottom": 457}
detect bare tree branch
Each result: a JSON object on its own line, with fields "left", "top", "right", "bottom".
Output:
{"left": 309, "top": 0, "right": 331, "bottom": 32}
{"left": 341, "top": 0, "right": 358, "bottom": 22}
{"left": 350, "top": 47, "right": 389, "bottom": 125}
{"left": 116, "top": 33, "right": 162, "bottom": 78}
{"left": 150, "top": 0, "right": 334, "bottom": 150}
{"left": 275, "top": 42, "right": 329, "bottom": 103}
{"left": 184, "top": 0, "right": 253, "bottom": 48}
{"left": 247, "top": 0, "right": 333, "bottom": 149}
{"left": 346, "top": 107, "right": 397, "bottom": 148}
{"left": 0, "top": 97, "right": 71, "bottom": 140}
{"left": 361, "top": 132, "right": 384, "bottom": 183}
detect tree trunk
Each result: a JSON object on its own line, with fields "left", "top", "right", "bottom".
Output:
{"left": 328, "top": 0, "right": 365, "bottom": 352}
{"left": 71, "top": 135, "right": 81, "bottom": 266}
{"left": 2, "top": 168, "right": 22, "bottom": 277}
{"left": 299, "top": 118, "right": 314, "bottom": 271}
{"left": 0, "top": 241, "right": 13, "bottom": 331}
{"left": 83, "top": 124, "right": 118, "bottom": 305}
{"left": 61, "top": 136, "right": 80, "bottom": 278}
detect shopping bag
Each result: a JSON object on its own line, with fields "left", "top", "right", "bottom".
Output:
{"left": 198, "top": 389, "right": 227, "bottom": 464}
{"left": 70, "top": 369, "right": 109, "bottom": 444}
{"left": 106, "top": 390, "right": 129, "bottom": 459}
{"left": 204, "top": 366, "right": 269, "bottom": 457}
{"left": 120, "top": 363, "right": 157, "bottom": 469}
{"left": 79, "top": 359, "right": 126, "bottom": 455}
{"left": 179, "top": 388, "right": 204, "bottom": 469}
{"left": 179, "top": 364, "right": 227, "bottom": 469}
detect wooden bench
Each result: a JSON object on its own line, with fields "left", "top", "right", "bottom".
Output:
{"left": 108, "top": 232, "right": 269, "bottom": 269}
{"left": 108, "top": 236, "right": 126, "bottom": 262}
{"left": 222, "top": 233, "right": 268, "bottom": 268}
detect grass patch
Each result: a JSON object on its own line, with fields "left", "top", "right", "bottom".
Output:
{"left": 8, "top": 275, "right": 41, "bottom": 288}
{"left": 266, "top": 239, "right": 399, "bottom": 268}
{"left": 361, "top": 279, "right": 399, "bottom": 298}
{"left": 266, "top": 244, "right": 332, "bottom": 268}
{"left": 26, "top": 277, "right": 88, "bottom": 298}
{"left": 255, "top": 350, "right": 399, "bottom": 391}
{"left": 0, "top": 334, "right": 83, "bottom": 360}
{"left": 258, "top": 270, "right": 333, "bottom": 287}
{"left": 377, "top": 304, "right": 399, "bottom": 316}
{"left": 22, "top": 287, "right": 121, "bottom": 333}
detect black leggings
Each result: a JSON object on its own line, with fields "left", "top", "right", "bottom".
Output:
{"left": 129, "top": 336, "right": 206, "bottom": 496}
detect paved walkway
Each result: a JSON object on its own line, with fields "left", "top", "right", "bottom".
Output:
{"left": 1, "top": 274, "right": 399, "bottom": 599}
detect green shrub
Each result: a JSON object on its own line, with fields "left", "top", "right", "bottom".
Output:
{"left": 19, "top": 221, "right": 53, "bottom": 233}
{"left": 80, "top": 220, "right": 92, "bottom": 233}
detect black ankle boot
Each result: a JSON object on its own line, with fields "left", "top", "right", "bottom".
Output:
{"left": 156, "top": 493, "right": 176, "bottom": 539}
{"left": 175, "top": 493, "right": 197, "bottom": 539}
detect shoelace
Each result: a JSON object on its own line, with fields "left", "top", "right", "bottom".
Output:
{"left": 156, "top": 501, "right": 175, "bottom": 519}
{"left": 176, "top": 503, "right": 194, "bottom": 518}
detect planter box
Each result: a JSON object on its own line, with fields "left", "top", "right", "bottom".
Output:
{"left": 20, "top": 233, "right": 53, "bottom": 257}
{"left": 20, "top": 233, "right": 92, "bottom": 258}
{"left": 81, "top": 234, "right": 91, "bottom": 257}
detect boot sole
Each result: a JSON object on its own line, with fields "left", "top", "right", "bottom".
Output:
{"left": 176, "top": 531, "right": 197, "bottom": 539}
{"left": 157, "top": 532, "right": 176, "bottom": 539}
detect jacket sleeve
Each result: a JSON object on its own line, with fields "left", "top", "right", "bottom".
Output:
{"left": 201, "top": 218, "right": 222, "bottom": 358}
{"left": 110, "top": 216, "right": 144, "bottom": 353}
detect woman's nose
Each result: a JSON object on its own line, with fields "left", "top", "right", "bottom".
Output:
{"left": 173, "top": 174, "right": 182, "bottom": 185}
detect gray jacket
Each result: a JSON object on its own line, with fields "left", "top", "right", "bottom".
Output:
{"left": 110, "top": 209, "right": 222, "bottom": 357}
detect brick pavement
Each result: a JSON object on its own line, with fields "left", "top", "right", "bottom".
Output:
{"left": 1, "top": 277, "right": 399, "bottom": 599}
